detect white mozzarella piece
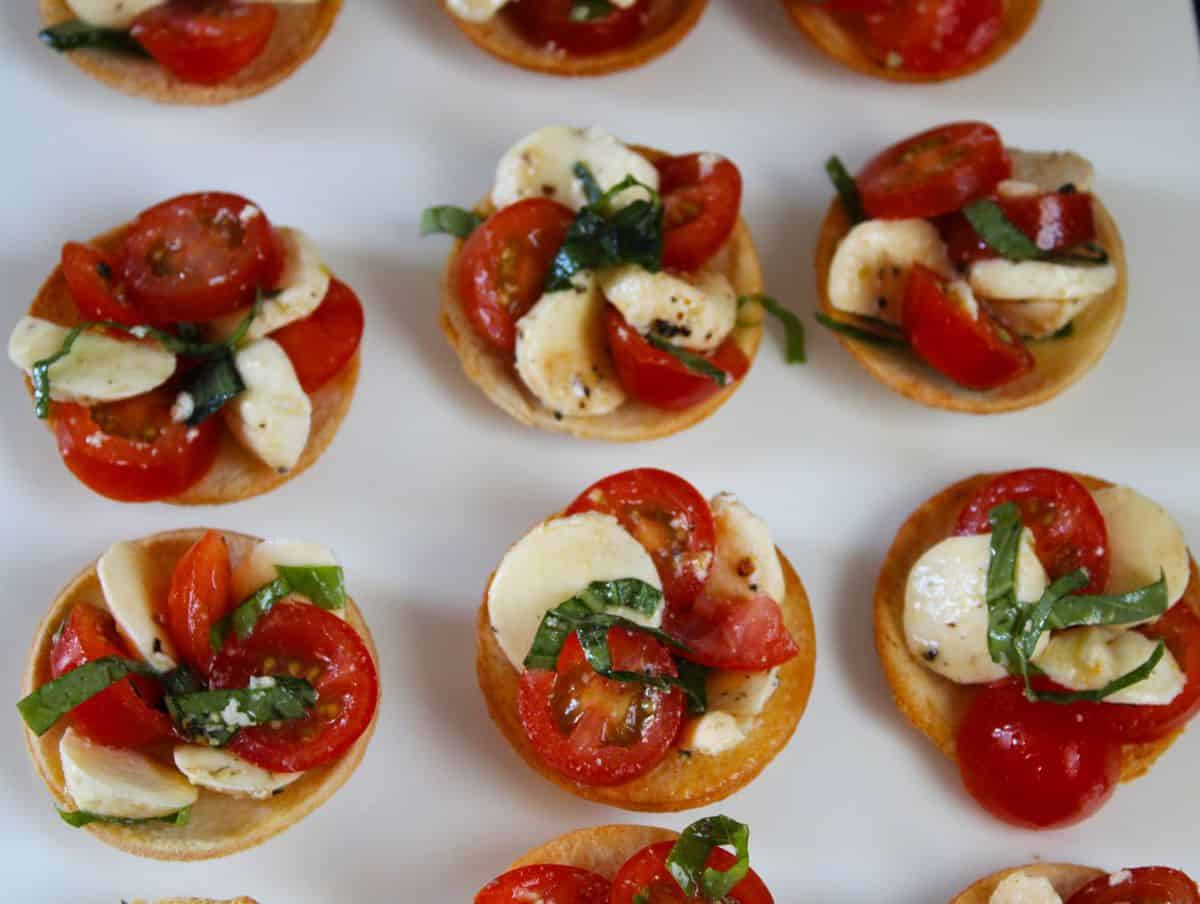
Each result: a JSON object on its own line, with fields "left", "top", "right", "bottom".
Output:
{"left": 827, "top": 219, "right": 952, "bottom": 324}
{"left": 8, "top": 317, "right": 175, "bottom": 404}
{"left": 448, "top": 0, "right": 633, "bottom": 19}
{"left": 904, "top": 532, "right": 1048, "bottom": 684}
{"left": 598, "top": 266, "right": 737, "bottom": 352}
{"left": 680, "top": 711, "right": 746, "bottom": 756}
{"left": 988, "top": 295, "right": 1099, "bottom": 339}
{"left": 487, "top": 512, "right": 662, "bottom": 669}
{"left": 60, "top": 728, "right": 197, "bottom": 820}
{"left": 706, "top": 493, "right": 786, "bottom": 603}
{"left": 65, "top": 0, "right": 165, "bottom": 28}
{"left": 231, "top": 539, "right": 341, "bottom": 615}
{"left": 1033, "top": 627, "right": 1185, "bottom": 705}
{"left": 492, "top": 126, "right": 659, "bottom": 212}
{"left": 968, "top": 258, "right": 1117, "bottom": 302}
{"left": 1093, "top": 486, "right": 1191, "bottom": 610}
{"left": 996, "top": 180, "right": 1042, "bottom": 199}
{"left": 222, "top": 338, "right": 312, "bottom": 473}
{"left": 173, "top": 746, "right": 301, "bottom": 800}
{"left": 514, "top": 274, "right": 626, "bottom": 418}
{"left": 98, "top": 542, "right": 176, "bottom": 673}
{"left": 1008, "top": 148, "right": 1095, "bottom": 193}
{"left": 708, "top": 668, "right": 779, "bottom": 728}
{"left": 988, "top": 872, "right": 1063, "bottom": 904}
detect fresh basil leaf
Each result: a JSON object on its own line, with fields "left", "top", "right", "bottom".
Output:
{"left": 666, "top": 815, "right": 752, "bottom": 900}
{"left": 576, "top": 577, "right": 663, "bottom": 617}
{"left": 740, "top": 294, "right": 806, "bottom": 364}
{"left": 1012, "top": 569, "right": 1090, "bottom": 694}
{"left": 523, "top": 579, "right": 667, "bottom": 671}
{"left": 161, "top": 664, "right": 205, "bottom": 697}
{"left": 39, "top": 21, "right": 148, "bottom": 55}
{"left": 275, "top": 565, "right": 347, "bottom": 610}
{"left": 646, "top": 336, "right": 729, "bottom": 386}
{"left": 673, "top": 659, "right": 709, "bottom": 716}
{"left": 31, "top": 324, "right": 86, "bottom": 419}
{"left": 1045, "top": 572, "right": 1169, "bottom": 630}
{"left": 58, "top": 805, "right": 192, "bottom": 829}
{"left": 210, "top": 577, "right": 293, "bottom": 651}
{"left": 17, "top": 656, "right": 155, "bottom": 736}
{"left": 984, "top": 502, "right": 1025, "bottom": 671}
{"left": 814, "top": 312, "right": 908, "bottom": 347}
{"left": 177, "top": 351, "right": 244, "bottom": 426}
{"left": 632, "top": 892, "right": 651, "bottom": 904}
{"left": 166, "top": 677, "right": 316, "bottom": 747}
{"left": 573, "top": 161, "right": 604, "bottom": 205}
{"left": 825, "top": 156, "right": 865, "bottom": 225}
{"left": 569, "top": 0, "right": 615, "bottom": 21}
{"left": 964, "top": 199, "right": 1045, "bottom": 261}
{"left": 1031, "top": 642, "right": 1167, "bottom": 704}
{"left": 420, "top": 205, "right": 483, "bottom": 239}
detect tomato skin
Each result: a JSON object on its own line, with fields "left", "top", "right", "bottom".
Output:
{"left": 956, "top": 680, "right": 1120, "bottom": 829}
{"left": 475, "top": 865, "right": 611, "bottom": 904}
{"left": 825, "top": 0, "right": 892, "bottom": 11}
{"left": 49, "top": 603, "right": 175, "bottom": 749}
{"left": 657, "top": 153, "right": 743, "bottom": 271}
{"left": 166, "top": 530, "right": 233, "bottom": 676}
{"left": 611, "top": 841, "right": 774, "bottom": 904}
{"left": 458, "top": 198, "right": 574, "bottom": 355}
{"left": 940, "top": 192, "right": 1097, "bottom": 267}
{"left": 131, "top": 1, "right": 278, "bottom": 85}
{"left": 861, "top": 0, "right": 1003, "bottom": 74}
{"left": 518, "top": 629, "right": 684, "bottom": 787}
{"left": 955, "top": 468, "right": 1111, "bottom": 593}
{"left": 61, "top": 243, "right": 142, "bottom": 326}
{"left": 506, "top": 0, "right": 646, "bottom": 55}
{"left": 271, "top": 279, "right": 364, "bottom": 393}
{"left": 858, "top": 122, "right": 1011, "bottom": 221}
{"left": 666, "top": 591, "right": 798, "bottom": 671}
{"left": 1067, "top": 867, "right": 1200, "bottom": 904}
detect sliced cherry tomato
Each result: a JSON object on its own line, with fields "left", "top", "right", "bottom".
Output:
{"left": 476, "top": 865, "right": 611, "bottom": 904}
{"left": 955, "top": 469, "right": 1111, "bottom": 593}
{"left": 611, "top": 841, "right": 774, "bottom": 904}
{"left": 1067, "top": 867, "right": 1200, "bottom": 904}
{"left": 565, "top": 468, "right": 716, "bottom": 611}
{"left": 506, "top": 0, "right": 646, "bottom": 55}
{"left": 120, "top": 192, "right": 279, "bottom": 324}
{"left": 52, "top": 388, "right": 221, "bottom": 503}
{"left": 271, "top": 279, "right": 364, "bottom": 393}
{"left": 49, "top": 603, "right": 174, "bottom": 748}
{"left": 657, "top": 153, "right": 743, "bottom": 271}
{"left": 940, "top": 192, "right": 1097, "bottom": 266}
{"left": 166, "top": 530, "right": 233, "bottom": 676}
{"left": 956, "top": 680, "right": 1119, "bottom": 829}
{"left": 902, "top": 263, "right": 1033, "bottom": 391}
{"left": 518, "top": 628, "right": 683, "bottom": 786}
{"left": 209, "top": 602, "right": 379, "bottom": 773}
{"left": 861, "top": 0, "right": 1002, "bottom": 75}
{"left": 61, "top": 243, "right": 142, "bottom": 326}
{"left": 858, "top": 122, "right": 1011, "bottom": 220}
{"left": 665, "top": 590, "right": 798, "bottom": 671}
{"left": 458, "top": 198, "right": 574, "bottom": 355}
{"left": 131, "top": 1, "right": 278, "bottom": 85}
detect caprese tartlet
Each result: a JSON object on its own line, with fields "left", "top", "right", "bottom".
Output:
{"left": 952, "top": 863, "right": 1198, "bottom": 904}
{"left": 426, "top": 126, "right": 802, "bottom": 441}
{"left": 441, "top": 0, "right": 707, "bottom": 78}
{"left": 875, "top": 468, "right": 1200, "bottom": 828}
{"left": 18, "top": 529, "right": 380, "bottom": 860}
{"left": 38, "top": 0, "right": 342, "bottom": 104}
{"left": 816, "top": 122, "right": 1125, "bottom": 413}
{"left": 781, "top": 0, "right": 1040, "bottom": 83}
{"left": 476, "top": 815, "right": 775, "bottom": 903}
{"left": 7, "top": 191, "right": 363, "bottom": 504}
{"left": 476, "top": 468, "right": 816, "bottom": 810}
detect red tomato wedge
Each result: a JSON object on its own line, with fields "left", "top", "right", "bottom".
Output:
{"left": 271, "top": 279, "right": 364, "bottom": 393}
{"left": 506, "top": 0, "right": 647, "bottom": 55}
{"left": 902, "top": 263, "right": 1033, "bottom": 390}
{"left": 210, "top": 602, "right": 379, "bottom": 773}
{"left": 657, "top": 153, "right": 743, "bottom": 271}
{"left": 61, "top": 243, "right": 142, "bottom": 326}
{"left": 53, "top": 388, "right": 221, "bottom": 503}
{"left": 458, "top": 198, "right": 574, "bottom": 355}
{"left": 476, "top": 865, "right": 611, "bottom": 904}
{"left": 861, "top": 0, "right": 1003, "bottom": 75}
{"left": 665, "top": 590, "right": 798, "bottom": 671}
{"left": 956, "top": 680, "right": 1119, "bottom": 829}
{"left": 166, "top": 530, "right": 233, "bottom": 676}
{"left": 1067, "top": 867, "right": 1200, "bottom": 904}
{"left": 518, "top": 628, "right": 684, "bottom": 786}
{"left": 940, "top": 192, "right": 1097, "bottom": 266}
{"left": 565, "top": 469, "right": 716, "bottom": 612}
{"left": 955, "top": 469, "right": 1111, "bottom": 593}
{"left": 858, "top": 122, "right": 1010, "bottom": 220}
{"left": 131, "top": 1, "right": 278, "bottom": 85}
{"left": 611, "top": 841, "right": 774, "bottom": 904}
{"left": 50, "top": 603, "right": 174, "bottom": 749}
{"left": 120, "top": 192, "right": 279, "bottom": 324}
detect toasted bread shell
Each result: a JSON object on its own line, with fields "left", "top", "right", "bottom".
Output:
{"left": 507, "top": 824, "right": 679, "bottom": 878}
{"left": 875, "top": 473, "right": 1200, "bottom": 783}
{"left": 476, "top": 529, "right": 816, "bottom": 812}
{"left": 950, "top": 863, "right": 1105, "bottom": 903}
{"left": 38, "top": 0, "right": 342, "bottom": 105}
{"left": 781, "top": 0, "right": 1040, "bottom": 83}
{"left": 443, "top": 0, "right": 706, "bottom": 77}
{"left": 21, "top": 529, "right": 380, "bottom": 861}
{"left": 26, "top": 223, "right": 359, "bottom": 506}
{"left": 814, "top": 195, "right": 1127, "bottom": 414}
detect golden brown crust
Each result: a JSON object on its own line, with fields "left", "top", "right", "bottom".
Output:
{"left": 39, "top": 0, "right": 343, "bottom": 105}
{"left": 21, "top": 529, "right": 380, "bottom": 861}
{"left": 442, "top": 0, "right": 706, "bottom": 77}
{"left": 26, "top": 223, "right": 358, "bottom": 506}
{"left": 476, "top": 529, "right": 816, "bottom": 812}
{"left": 950, "top": 864, "right": 1105, "bottom": 903}
{"left": 508, "top": 825, "right": 679, "bottom": 879}
{"left": 875, "top": 472, "right": 1200, "bottom": 784}
{"left": 814, "top": 195, "right": 1127, "bottom": 414}
{"left": 781, "top": 0, "right": 1040, "bottom": 83}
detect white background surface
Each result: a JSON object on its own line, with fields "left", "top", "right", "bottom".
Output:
{"left": 2, "top": 1, "right": 1198, "bottom": 900}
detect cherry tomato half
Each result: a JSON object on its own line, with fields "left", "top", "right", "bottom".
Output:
{"left": 475, "top": 864, "right": 611, "bottom": 904}
{"left": 131, "top": 1, "right": 278, "bottom": 86}
{"left": 506, "top": 0, "right": 647, "bottom": 55}
{"left": 665, "top": 590, "right": 798, "bottom": 671}
{"left": 657, "top": 153, "right": 743, "bottom": 271}
{"left": 1067, "top": 867, "right": 1200, "bottom": 904}
{"left": 861, "top": 0, "right": 1003, "bottom": 75}
{"left": 61, "top": 243, "right": 142, "bottom": 326}
{"left": 166, "top": 530, "right": 233, "bottom": 676}
{"left": 518, "top": 628, "right": 684, "bottom": 786}
{"left": 271, "top": 279, "right": 364, "bottom": 393}
{"left": 611, "top": 841, "right": 774, "bottom": 904}
{"left": 858, "top": 122, "right": 1011, "bottom": 220}
{"left": 940, "top": 192, "right": 1097, "bottom": 267}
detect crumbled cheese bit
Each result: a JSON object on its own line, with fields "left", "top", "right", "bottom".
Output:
{"left": 220, "top": 699, "right": 255, "bottom": 728}
{"left": 129, "top": 325, "right": 150, "bottom": 339}
{"left": 249, "top": 676, "right": 277, "bottom": 690}
{"left": 170, "top": 391, "right": 195, "bottom": 424}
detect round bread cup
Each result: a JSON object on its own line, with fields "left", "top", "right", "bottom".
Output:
{"left": 875, "top": 473, "right": 1200, "bottom": 784}
{"left": 504, "top": 824, "right": 680, "bottom": 879}
{"left": 26, "top": 224, "right": 359, "bottom": 505}
{"left": 814, "top": 198, "right": 1126, "bottom": 414}
{"left": 477, "top": 521, "right": 817, "bottom": 811}
{"left": 949, "top": 864, "right": 1105, "bottom": 904}
{"left": 443, "top": 0, "right": 707, "bottom": 77}
{"left": 38, "top": 0, "right": 343, "bottom": 105}
{"left": 440, "top": 146, "right": 765, "bottom": 442}
{"left": 21, "top": 529, "right": 379, "bottom": 861}
{"left": 780, "top": 0, "right": 1040, "bottom": 83}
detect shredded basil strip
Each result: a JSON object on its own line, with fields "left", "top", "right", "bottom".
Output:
{"left": 569, "top": 0, "right": 615, "bottom": 22}
{"left": 420, "top": 205, "right": 483, "bottom": 239}
{"left": 1032, "top": 642, "right": 1167, "bottom": 705}
{"left": 965, "top": 201, "right": 1111, "bottom": 269}
{"left": 210, "top": 564, "right": 348, "bottom": 650}
{"left": 166, "top": 677, "right": 316, "bottom": 747}
{"left": 985, "top": 502, "right": 1026, "bottom": 671}
{"left": 161, "top": 664, "right": 205, "bottom": 697}
{"left": 1045, "top": 573, "right": 1169, "bottom": 631}
{"left": 825, "top": 156, "right": 865, "bottom": 225}
{"left": 210, "top": 577, "right": 293, "bottom": 651}
{"left": 740, "top": 294, "right": 806, "bottom": 364}
{"left": 814, "top": 312, "right": 908, "bottom": 347}
{"left": 666, "top": 815, "right": 752, "bottom": 901}
{"left": 177, "top": 352, "right": 244, "bottom": 426}
{"left": 646, "top": 336, "right": 729, "bottom": 386}
{"left": 275, "top": 565, "right": 347, "bottom": 610}
{"left": 58, "top": 805, "right": 192, "bottom": 829}
{"left": 17, "top": 656, "right": 155, "bottom": 736}
{"left": 39, "top": 20, "right": 148, "bottom": 55}
{"left": 1012, "top": 570, "right": 1090, "bottom": 691}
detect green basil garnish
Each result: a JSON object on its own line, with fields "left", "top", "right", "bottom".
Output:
{"left": 569, "top": 0, "right": 615, "bottom": 21}
{"left": 58, "top": 805, "right": 192, "bottom": 829}
{"left": 814, "top": 312, "right": 908, "bottom": 347}
{"left": 176, "top": 351, "right": 244, "bottom": 426}
{"left": 666, "top": 815, "right": 753, "bottom": 901}
{"left": 646, "top": 336, "right": 729, "bottom": 386}
{"left": 825, "top": 156, "right": 865, "bottom": 225}
{"left": 38, "top": 21, "right": 148, "bottom": 55}
{"left": 17, "top": 656, "right": 155, "bottom": 736}
{"left": 210, "top": 564, "right": 348, "bottom": 650}
{"left": 420, "top": 206, "right": 483, "bottom": 239}
{"left": 1045, "top": 574, "right": 1169, "bottom": 631}
{"left": 740, "top": 294, "right": 806, "bottom": 364}
{"left": 964, "top": 201, "right": 1111, "bottom": 269}
{"left": 210, "top": 577, "right": 293, "bottom": 651}
{"left": 161, "top": 664, "right": 205, "bottom": 697}
{"left": 166, "top": 677, "right": 316, "bottom": 747}
{"left": 984, "top": 502, "right": 1026, "bottom": 672}
{"left": 275, "top": 565, "right": 347, "bottom": 610}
